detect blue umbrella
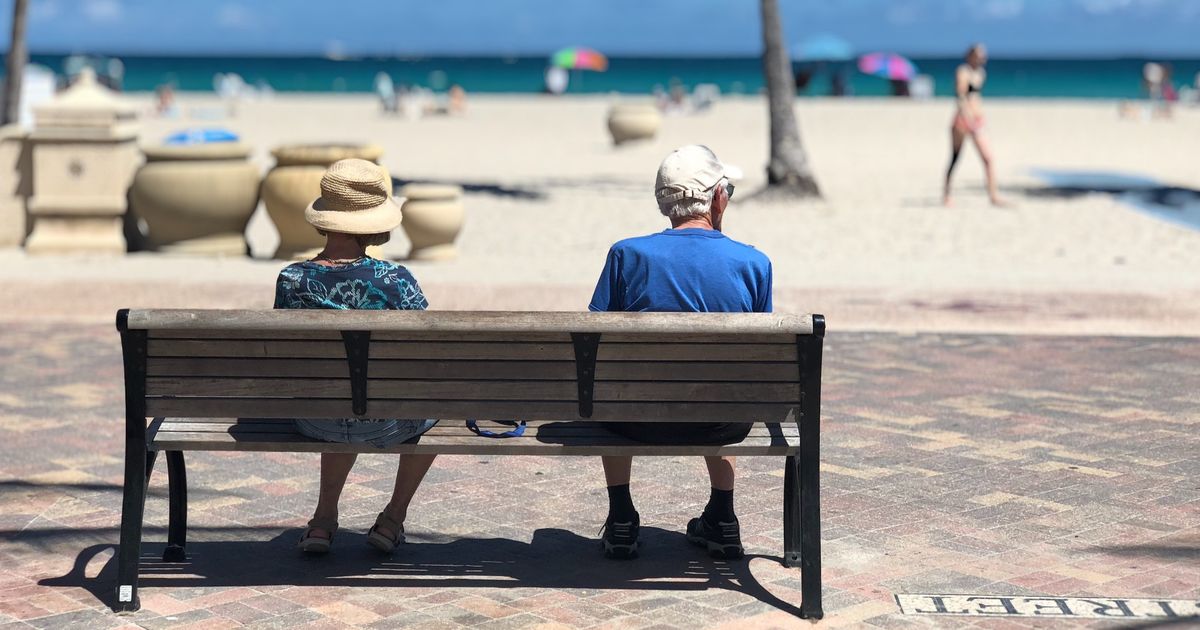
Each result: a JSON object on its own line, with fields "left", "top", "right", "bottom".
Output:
{"left": 792, "top": 34, "right": 854, "bottom": 62}
{"left": 164, "top": 128, "right": 239, "bottom": 145}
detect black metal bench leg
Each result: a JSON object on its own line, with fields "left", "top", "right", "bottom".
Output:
{"left": 163, "top": 451, "right": 188, "bottom": 562}
{"left": 783, "top": 455, "right": 801, "bottom": 568}
{"left": 115, "top": 443, "right": 152, "bottom": 611}
{"left": 798, "top": 447, "right": 823, "bottom": 619}
{"left": 115, "top": 320, "right": 149, "bottom": 613}
{"left": 794, "top": 327, "right": 824, "bottom": 620}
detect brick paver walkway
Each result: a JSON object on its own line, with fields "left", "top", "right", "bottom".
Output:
{"left": 1, "top": 324, "right": 1196, "bottom": 628}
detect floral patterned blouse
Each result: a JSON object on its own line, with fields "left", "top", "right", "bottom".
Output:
{"left": 273, "top": 257, "right": 428, "bottom": 311}
{"left": 274, "top": 257, "right": 433, "bottom": 445}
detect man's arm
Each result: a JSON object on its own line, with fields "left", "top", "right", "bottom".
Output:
{"left": 588, "top": 247, "right": 623, "bottom": 312}
{"left": 755, "top": 260, "right": 773, "bottom": 313}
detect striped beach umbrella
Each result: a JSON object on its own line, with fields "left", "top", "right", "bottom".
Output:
{"left": 857, "top": 52, "right": 918, "bottom": 81}
{"left": 551, "top": 47, "right": 608, "bottom": 72}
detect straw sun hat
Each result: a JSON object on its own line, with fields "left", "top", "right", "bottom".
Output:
{"left": 304, "top": 158, "right": 402, "bottom": 234}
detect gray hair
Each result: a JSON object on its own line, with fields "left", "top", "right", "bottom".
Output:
{"left": 659, "top": 196, "right": 712, "bottom": 220}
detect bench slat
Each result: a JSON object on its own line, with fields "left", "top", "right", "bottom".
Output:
{"left": 144, "top": 398, "right": 798, "bottom": 422}
{"left": 147, "top": 418, "right": 800, "bottom": 456}
{"left": 148, "top": 330, "right": 797, "bottom": 344}
{"left": 128, "top": 309, "right": 815, "bottom": 336}
{"left": 146, "top": 358, "right": 799, "bottom": 382}
{"left": 153, "top": 419, "right": 797, "bottom": 438}
{"left": 144, "top": 378, "right": 802, "bottom": 403}
{"left": 147, "top": 340, "right": 798, "bottom": 362}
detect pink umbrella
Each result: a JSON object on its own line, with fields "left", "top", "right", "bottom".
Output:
{"left": 857, "top": 52, "right": 917, "bottom": 81}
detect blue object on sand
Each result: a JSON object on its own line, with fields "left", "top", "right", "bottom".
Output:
{"left": 164, "top": 128, "right": 239, "bottom": 145}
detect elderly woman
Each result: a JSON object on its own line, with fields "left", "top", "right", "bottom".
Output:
{"left": 274, "top": 158, "right": 436, "bottom": 554}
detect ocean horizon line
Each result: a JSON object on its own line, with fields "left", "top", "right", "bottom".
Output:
{"left": 11, "top": 51, "right": 1200, "bottom": 63}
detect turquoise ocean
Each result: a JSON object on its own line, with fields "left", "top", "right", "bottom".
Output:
{"left": 18, "top": 53, "right": 1200, "bottom": 98}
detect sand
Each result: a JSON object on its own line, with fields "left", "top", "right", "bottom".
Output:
{"left": 3, "top": 93, "right": 1199, "bottom": 335}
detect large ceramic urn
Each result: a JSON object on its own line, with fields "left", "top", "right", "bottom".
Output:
{"left": 399, "top": 183, "right": 464, "bottom": 261}
{"left": 129, "top": 142, "right": 260, "bottom": 255}
{"left": 262, "top": 143, "right": 385, "bottom": 260}
{"left": 606, "top": 103, "right": 661, "bottom": 146}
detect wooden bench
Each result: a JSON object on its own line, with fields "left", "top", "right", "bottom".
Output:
{"left": 114, "top": 308, "right": 826, "bottom": 618}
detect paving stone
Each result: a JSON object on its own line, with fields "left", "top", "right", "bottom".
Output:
{"left": 2, "top": 327, "right": 1198, "bottom": 628}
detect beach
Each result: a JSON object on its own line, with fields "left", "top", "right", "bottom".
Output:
{"left": 4, "top": 93, "right": 1199, "bottom": 335}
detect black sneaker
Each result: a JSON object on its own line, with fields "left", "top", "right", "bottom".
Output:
{"left": 686, "top": 515, "right": 744, "bottom": 559}
{"left": 599, "top": 513, "right": 640, "bottom": 560}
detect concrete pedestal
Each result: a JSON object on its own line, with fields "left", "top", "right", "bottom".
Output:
{"left": 25, "top": 68, "right": 139, "bottom": 256}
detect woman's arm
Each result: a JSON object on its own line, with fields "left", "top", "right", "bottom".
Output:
{"left": 955, "top": 66, "right": 977, "bottom": 125}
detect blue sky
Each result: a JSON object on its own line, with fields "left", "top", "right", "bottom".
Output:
{"left": 4, "top": 0, "right": 1200, "bottom": 57}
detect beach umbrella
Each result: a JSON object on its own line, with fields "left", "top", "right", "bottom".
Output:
{"left": 792, "top": 34, "right": 853, "bottom": 62}
{"left": 857, "top": 52, "right": 918, "bottom": 81}
{"left": 551, "top": 47, "right": 608, "bottom": 72}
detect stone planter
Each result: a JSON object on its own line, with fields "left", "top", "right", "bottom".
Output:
{"left": 262, "top": 143, "right": 385, "bottom": 260}
{"left": 606, "top": 103, "right": 661, "bottom": 146}
{"left": 25, "top": 68, "right": 138, "bottom": 256}
{"left": 129, "top": 142, "right": 260, "bottom": 255}
{"left": 400, "top": 183, "right": 464, "bottom": 261}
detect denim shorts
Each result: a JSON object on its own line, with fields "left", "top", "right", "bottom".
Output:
{"left": 294, "top": 418, "right": 438, "bottom": 448}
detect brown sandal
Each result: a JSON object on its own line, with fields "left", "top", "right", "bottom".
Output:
{"left": 297, "top": 517, "right": 338, "bottom": 554}
{"left": 366, "top": 512, "right": 405, "bottom": 553}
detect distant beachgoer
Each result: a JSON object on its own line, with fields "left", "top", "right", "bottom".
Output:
{"left": 794, "top": 67, "right": 814, "bottom": 93}
{"left": 943, "top": 43, "right": 1004, "bottom": 207}
{"left": 154, "top": 84, "right": 178, "bottom": 117}
{"left": 544, "top": 66, "right": 568, "bottom": 95}
{"left": 448, "top": 84, "right": 467, "bottom": 114}
{"left": 278, "top": 159, "right": 438, "bottom": 556}
{"left": 830, "top": 68, "right": 849, "bottom": 97}
{"left": 1143, "top": 62, "right": 1165, "bottom": 101}
{"left": 374, "top": 72, "right": 397, "bottom": 114}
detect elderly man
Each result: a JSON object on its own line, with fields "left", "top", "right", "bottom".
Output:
{"left": 589, "top": 145, "right": 772, "bottom": 560}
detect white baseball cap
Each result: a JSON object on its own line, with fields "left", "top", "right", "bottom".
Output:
{"left": 654, "top": 145, "right": 743, "bottom": 207}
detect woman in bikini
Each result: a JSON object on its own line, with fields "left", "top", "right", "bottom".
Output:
{"left": 944, "top": 43, "right": 1004, "bottom": 206}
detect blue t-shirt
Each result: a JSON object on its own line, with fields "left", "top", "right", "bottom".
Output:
{"left": 274, "top": 257, "right": 428, "bottom": 311}
{"left": 589, "top": 228, "right": 772, "bottom": 313}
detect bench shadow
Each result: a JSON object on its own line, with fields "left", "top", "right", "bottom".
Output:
{"left": 38, "top": 526, "right": 806, "bottom": 617}
{"left": 0, "top": 479, "right": 226, "bottom": 499}
{"left": 1093, "top": 542, "right": 1199, "bottom": 561}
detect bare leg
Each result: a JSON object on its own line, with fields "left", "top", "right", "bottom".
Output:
{"left": 972, "top": 131, "right": 1005, "bottom": 206}
{"left": 310, "top": 452, "right": 358, "bottom": 539}
{"left": 944, "top": 127, "right": 966, "bottom": 206}
{"left": 378, "top": 454, "right": 437, "bottom": 539}
{"left": 704, "top": 456, "right": 736, "bottom": 491}
{"left": 602, "top": 455, "right": 633, "bottom": 486}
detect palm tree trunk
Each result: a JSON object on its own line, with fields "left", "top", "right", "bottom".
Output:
{"left": 2, "top": 0, "right": 29, "bottom": 126}
{"left": 760, "top": 0, "right": 819, "bottom": 196}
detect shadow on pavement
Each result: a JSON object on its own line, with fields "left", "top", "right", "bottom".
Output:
{"left": 0, "top": 479, "right": 227, "bottom": 499}
{"left": 391, "top": 177, "right": 546, "bottom": 200}
{"left": 1094, "top": 542, "right": 1200, "bottom": 561}
{"left": 37, "top": 526, "right": 807, "bottom": 617}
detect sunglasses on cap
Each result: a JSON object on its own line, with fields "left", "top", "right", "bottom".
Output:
{"left": 705, "top": 178, "right": 734, "bottom": 200}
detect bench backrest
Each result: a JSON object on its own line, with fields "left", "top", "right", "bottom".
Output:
{"left": 118, "top": 309, "right": 824, "bottom": 424}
